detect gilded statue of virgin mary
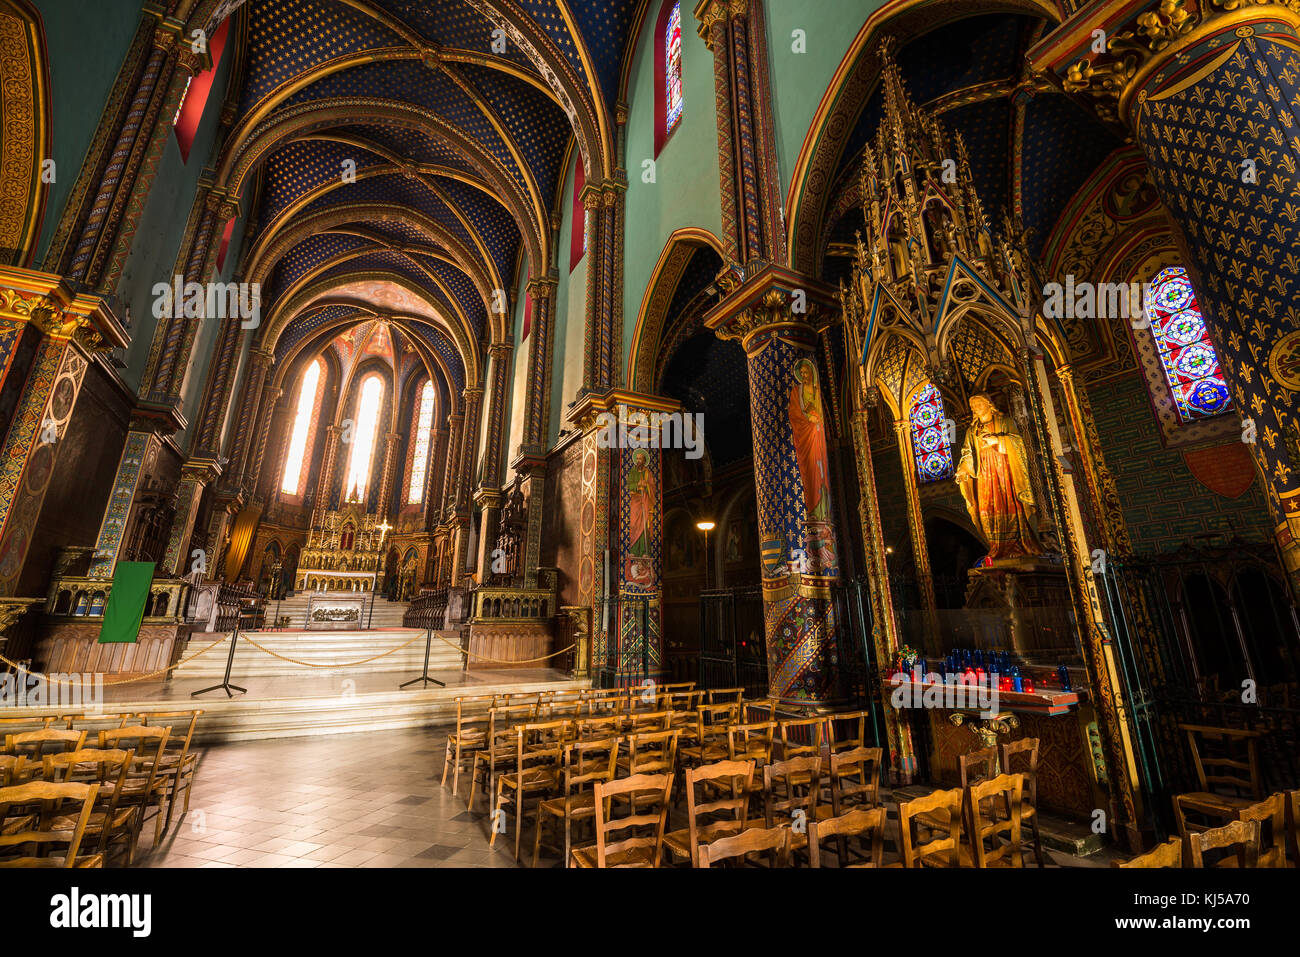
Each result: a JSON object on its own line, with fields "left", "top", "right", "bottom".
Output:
{"left": 955, "top": 394, "right": 1042, "bottom": 561}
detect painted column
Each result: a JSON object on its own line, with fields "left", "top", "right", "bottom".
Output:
{"left": 567, "top": 394, "right": 616, "bottom": 682}
{"left": 893, "top": 417, "right": 940, "bottom": 640}
{"left": 451, "top": 386, "right": 483, "bottom": 580}
{"left": 87, "top": 425, "right": 163, "bottom": 580}
{"left": 705, "top": 267, "right": 844, "bottom": 707}
{"left": 0, "top": 270, "right": 126, "bottom": 596}
{"left": 481, "top": 342, "right": 513, "bottom": 489}
{"left": 1038, "top": 1, "right": 1300, "bottom": 591}
{"left": 161, "top": 458, "right": 221, "bottom": 577}
{"left": 316, "top": 424, "right": 343, "bottom": 509}
{"left": 473, "top": 486, "right": 504, "bottom": 580}
{"left": 581, "top": 181, "right": 627, "bottom": 393}
{"left": 514, "top": 276, "right": 556, "bottom": 588}
{"left": 850, "top": 405, "right": 916, "bottom": 778}
{"left": 440, "top": 412, "right": 465, "bottom": 521}
{"left": 376, "top": 430, "right": 402, "bottom": 517}
{"left": 427, "top": 426, "right": 449, "bottom": 524}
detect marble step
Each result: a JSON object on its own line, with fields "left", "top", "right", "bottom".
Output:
{"left": 173, "top": 629, "right": 464, "bottom": 679}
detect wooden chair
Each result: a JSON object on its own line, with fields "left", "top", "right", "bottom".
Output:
{"left": 4, "top": 728, "right": 86, "bottom": 759}
{"left": 1173, "top": 724, "right": 1263, "bottom": 837}
{"left": 678, "top": 702, "right": 737, "bottom": 767}
{"left": 140, "top": 710, "right": 202, "bottom": 832}
{"left": 706, "top": 687, "right": 745, "bottom": 705}
{"left": 808, "top": 807, "right": 887, "bottom": 868}
{"left": 441, "top": 694, "right": 496, "bottom": 795}
{"left": 0, "top": 755, "right": 30, "bottom": 788}
{"left": 467, "top": 702, "right": 537, "bottom": 810}
{"left": 1236, "top": 793, "right": 1286, "bottom": 868}
{"left": 1114, "top": 837, "right": 1183, "bottom": 868}
{"left": 629, "top": 709, "right": 672, "bottom": 734}
{"left": 571, "top": 772, "right": 673, "bottom": 868}
{"left": 727, "top": 721, "right": 777, "bottom": 766}
{"left": 1188, "top": 818, "right": 1260, "bottom": 869}
{"left": 542, "top": 693, "right": 584, "bottom": 722}
{"left": 617, "top": 729, "right": 680, "bottom": 788}
{"left": 0, "top": 781, "right": 102, "bottom": 867}
{"left": 763, "top": 755, "right": 824, "bottom": 862}
{"left": 0, "top": 716, "right": 55, "bottom": 736}
{"left": 490, "top": 719, "right": 570, "bottom": 860}
{"left": 894, "top": 788, "right": 964, "bottom": 868}
{"left": 967, "top": 773, "right": 1025, "bottom": 868}
{"left": 827, "top": 746, "right": 883, "bottom": 814}
{"left": 582, "top": 689, "right": 627, "bottom": 717}
{"left": 575, "top": 714, "right": 624, "bottom": 741}
{"left": 663, "top": 759, "right": 755, "bottom": 866}
{"left": 778, "top": 717, "right": 824, "bottom": 760}
{"left": 698, "top": 824, "right": 791, "bottom": 868}
{"left": 42, "top": 748, "right": 138, "bottom": 866}
{"left": 1000, "top": 737, "right": 1044, "bottom": 867}
{"left": 532, "top": 736, "right": 620, "bottom": 867}
{"left": 98, "top": 726, "right": 170, "bottom": 854}
{"left": 1287, "top": 790, "right": 1300, "bottom": 867}
{"left": 826, "top": 710, "right": 873, "bottom": 753}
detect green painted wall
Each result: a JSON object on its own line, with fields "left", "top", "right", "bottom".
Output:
{"left": 620, "top": 0, "right": 723, "bottom": 367}
{"left": 32, "top": 0, "right": 140, "bottom": 264}
{"left": 1087, "top": 373, "right": 1271, "bottom": 553}
{"left": 552, "top": 150, "right": 585, "bottom": 448}
{"left": 504, "top": 263, "right": 530, "bottom": 466}
{"left": 766, "top": 0, "right": 886, "bottom": 196}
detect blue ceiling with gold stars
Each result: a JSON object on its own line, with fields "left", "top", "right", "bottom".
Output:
{"left": 215, "top": 0, "right": 642, "bottom": 400}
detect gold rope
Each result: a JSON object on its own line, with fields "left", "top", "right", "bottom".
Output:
{"left": 429, "top": 629, "right": 575, "bottom": 664}
{"left": 0, "top": 637, "right": 226, "bottom": 687}
{"left": 237, "top": 631, "right": 426, "bottom": 668}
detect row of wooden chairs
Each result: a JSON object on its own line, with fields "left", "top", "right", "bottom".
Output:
{"left": 1118, "top": 790, "right": 1300, "bottom": 868}
{"left": 0, "top": 709, "right": 203, "bottom": 867}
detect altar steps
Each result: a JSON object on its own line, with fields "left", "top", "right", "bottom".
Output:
{"left": 173, "top": 628, "right": 463, "bottom": 680}
{"left": 259, "top": 594, "right": 410, "bottom": 630}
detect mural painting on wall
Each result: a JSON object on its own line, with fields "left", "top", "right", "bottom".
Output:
{"left": 955, "top": 394, "right": 1043, "bottom": 563}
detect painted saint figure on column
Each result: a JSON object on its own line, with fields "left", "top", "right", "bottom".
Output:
{"left": 955, "top": 394, "right": 1042, "bottom": 562}
{"left": 789, "top": 359, "right": 831, "bottom": 522}
{"left": 625, "top": 447, "right": 655, "bottom": 585}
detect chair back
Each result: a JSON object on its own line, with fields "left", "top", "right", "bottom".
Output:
{"left": 706, "top": 687, "right": 744, "bottom": 705}
{"left": 967, "top": 772, "right": 1024, "bottom": 867}
{"left": 959, "top": 746, "right": 999, "bottom": 789}
{"left": 683, "top": 759, "right": 755, "bottom": 866}
{"left": 693, "top": 702, "right": 739, "bottom": 744}
{"left": 763, "top": 756, "right": 821, "bottom": 831}
{"left": 590, "top": 772, "right": 674, "bottom": 867}
{"left": 1237, "top": 793, "right": 1287, "bottom": 868}
{"left": 560, "top": 737, "right": 620, "bottom": 797}
{"left": 1182, "top": 724, "right": 1263, "bottom": 799}
{"left": 727, "top": 721, "right": 776, "bottom": 764}
{"left": 897, "top": 787, "right": 963, "bottom": 867}
{"left": 0, "top": 781, "right": 99, "bottom": 867}
{"left": 779, "top": 717, "right": 824, "bottom": 760}
{"left": 698, "top": 825, "right": 791, "bottom": 868}
{"left": 829, "top": 746, "right": 882, "bottom": 813}
{"left": 98, "top": 725, "right": 170, "bottom": 795}
{"left": 808, "top": 807, "right": 887, "bottom": 868}
{"left": 1114, "top": 838, "right": 1183, "bottom": 868}
{"left": 1188, "top": 818, "right": 1261, "bottom": 868}
{"left": 626, "top": 729, "right": 679, "bottom": 776}
{"left": 999, "top": 738, "right": 1039, "bottom": 808}
{"left": 1287, "top": 789, "right": 1300, "bottom": 867}
{"left": 826, "top": 710, "right": 872, "bottom": 753}
{"left": 630, "top": 710, "right": 672, "bottom": 733}
{"left": 0, "top": 755, "right": 29, "bottom": 787}
{"left": 5, "top": 728, "right": 86, "bottom": 759}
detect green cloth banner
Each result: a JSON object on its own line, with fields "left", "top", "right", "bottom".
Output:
{"left": 97, "top": 561, "right": 155, "bottom": 644}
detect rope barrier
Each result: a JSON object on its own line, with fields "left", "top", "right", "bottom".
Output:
{"left": 429, "top": 628, "right": 575, "bottom": 664}
{"left": 236, "top": 631, "right": 427, "bottom": 668}
{"left": 0, "top": 636, "right": 226, "bottom": 687}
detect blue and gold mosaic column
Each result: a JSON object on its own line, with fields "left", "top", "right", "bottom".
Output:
{"left": 706, "top": 267, "right": 843, "bottom": 707}
{"left": 1038, "top": 1, "right": 1300, "bottom": 588}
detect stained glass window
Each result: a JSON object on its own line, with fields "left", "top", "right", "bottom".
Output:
{"left": 910, "top": 383, "right": 954, "bottom": 482}
{"left": 665, "top": 2, "right": 683, "bottom": 135}
{"left": 280, "top": 359, "right": 321, "bottom": 495}
{"left": 1144, "top": 266, "right": 1231, "bottom": 421}
{"left": 345, "top": 375, "right": 384, "bottom": 502}
{"left": 407, "top": 380, "right": 435, "bottom": 505}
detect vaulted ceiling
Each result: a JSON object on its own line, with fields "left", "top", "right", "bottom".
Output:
{"left": 209, "top": 0, "right": 644, "bottom": 402}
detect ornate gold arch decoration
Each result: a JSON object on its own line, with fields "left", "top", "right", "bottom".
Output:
{"left": 784, "top": 0, "right": 1063, "bottom": 275}
{"left": 0, "top": 0, "right": 50, "bottom": 269}
{"left": 626, "top": 227, "right": 725, "bottom": 393}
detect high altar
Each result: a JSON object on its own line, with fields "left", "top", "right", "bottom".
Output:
{"left": 294, "top": 506, "right": 391, "bottom": 593}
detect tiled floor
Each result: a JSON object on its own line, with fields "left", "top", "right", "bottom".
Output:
{"left": 135, "top": 726, "right": 1120, "bottom": 868}
{"left": 138, "top": 727, "right": 522, "bottom": 868}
